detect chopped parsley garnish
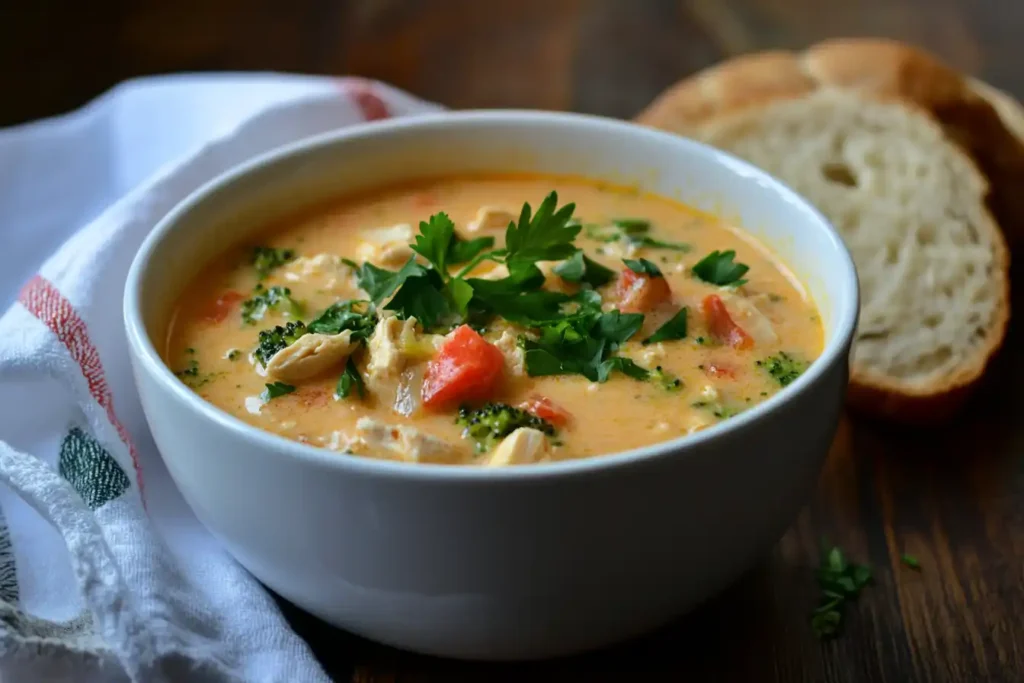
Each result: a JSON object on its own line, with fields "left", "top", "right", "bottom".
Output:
{"left": 756, "top": 352, "right": 808, "bottom": 387}
{"left": 226, "top": 349, "right": 241, "bottom": 361}
{"left": 612, "top": 218, "right": 651, "bottom": 233}
{"left": 251, "top": 246, "right": 296, "bottom": 280}
{"left": 176, "top": 360, "right": 198, "bottom": 378}
{"left": 254, "top": 321, "right": 308, "bottom": 367}
{"left": 335, "top": 357, "right": 365, "bottom": 400}
{"left": 240, "top": 285, "right": 304, "bottom": 325}
{"left": 456, "top": 403, "right": 556, "bottom": 453}
{"left": 306, "top": 300, "right": 378, "bottom": 340}
{"left": 342, "top": 192, "right": 581, "bottom": 331}
{"left": 691, "top": 249, "right": 749, "bottom": 286}
{"left": 812, "top": 546, "right": 873, "bottom": 640}
{"left": 343, "top": 256, "right": 426, "bottom": 306}
{"left": 503, "top": 191, "right": 580, "bottom": 265}
{"left": 651, "top": 366, "right": 683, "bottom": 391}
{"left": 623, "top": 258, "right": 663, "bottom": 277}
{"left": 522, "top": 306, "right": 648, "bottom": 383}
{"left": 691, "top": 400, "right": 742, "bottom": 419}
{"left": 643, "top": 307, "right": 688, "bottom": 345}
{"left": 261, "top": 381, "right": 296, "bottom": 401}
{"left": 901, "top": 554, "right": 921, "bottom": 570}
{"left": 447, "top": 234, "right": 495, "bottom": 265}
{"left": 585, "top": 219, "right": 691, "bottom": 252}
{"left": 553, "top": 250, "right": 615, "bottom": 287}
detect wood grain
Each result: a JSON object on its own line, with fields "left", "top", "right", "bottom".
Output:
{"left": 4, "top": 1, "right": 1023, "bottom": 680}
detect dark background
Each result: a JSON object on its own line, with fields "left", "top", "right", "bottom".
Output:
{"left": 3, "top": 0, "right": 1023, "bottom": 126}
{"left": 5, "top": 1, "right": 1024, "bottom": 682}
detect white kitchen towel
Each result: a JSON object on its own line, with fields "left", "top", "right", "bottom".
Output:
{"left": 0, "top": 73, "right": 442, "bottom": 683}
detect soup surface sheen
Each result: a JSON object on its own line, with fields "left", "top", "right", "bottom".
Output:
{"left": 167, "top": 174, "right": 823, "bottom": 466}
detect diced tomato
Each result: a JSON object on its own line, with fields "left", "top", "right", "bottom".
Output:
{"left": 704, "top": 361, "right": 737, "bottom": 379}
{"left": 422, "top": 325, "right": 505, "bottom": 408}
{"left": 702, "top": 295, "right": 754, "bottom": 350}
{"left": 203, "top": 290, "right": 245, "bottom": 323}
{"left": 614, "top": 268, "right": 672, "bottom": 313}
{"left": 519, "top": 395, "right": 572, "bottom": 427}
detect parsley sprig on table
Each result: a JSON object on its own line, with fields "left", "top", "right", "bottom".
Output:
{"left": 812, "top": 546, "right": 873, "bottom": 639}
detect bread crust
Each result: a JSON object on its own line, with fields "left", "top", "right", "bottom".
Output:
{"left": 637, "top": 38, "right": 1024, "bottom": 247}
{"left": 636, "top": 38, "right": 1014, "bottom": 424}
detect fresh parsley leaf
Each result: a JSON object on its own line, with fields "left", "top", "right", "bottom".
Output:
{"left": 628, "top": 235, "right": 692, "bottom": 252}
{"left": 691, "top": 249, "right": 749, "bottom": 286}
{"left": 240, "top": 285, "right": 304, "bottom": 325}
{"left": 553, "top": 250, "right": 615, "bottom": 288}
{"left": 467, "top": 263, "right": 568, "bottom": 324}
{"left": 584, "top": 223, "right": 620, "bottom": 243}
{"left": 644, "top": 308, "right": 688, "bottom": 344}
{"left": 623, "top": 258, "right": 663, "bottom": 277}
{"left": 447, "top": 235, "right": 495, "bottom": 265}
{"left": 592, "top": 310, "right": 645, "bottom": 348}
{"left": 504, "top": 191, "right": 581, "bottom": 265}
{"left": 522, "top": 308, "right": 646, "bottom": 382}
{"left": 306, "top": 300, "right": 377, "bottom": 340}
{"left": 411, "top": 212, "right": 455, "bottom": 274}
{"left": 386, "top": 270, "right": 456, "bottom": 330}
{"left": 612, "top": 218, "right": 651, "bottom": 234}
{"left": 596, "top": 356, "right": 649, "bottom": 382}
{"left": 471, "top": 289, "right": 570, "bottom": 325}
{"left": 901, "top": 554, "right": 921, "bottom": 570}
{"left": 448, "top": 277, "right": 475, "bottom": 316}
{"left": 335, "top": 357, "right": 365, "bottom": 400}
{"left": 344, "top": 256, "right": 428, "bottom": 306}
{"left": 585, "top": 220, "right": 691, "bottom": 252}
{"left": 251, "top": 246, "right": 295, "bottom": 280}
{"left": 262, "top": 381, "right": 296, "bottom": 401}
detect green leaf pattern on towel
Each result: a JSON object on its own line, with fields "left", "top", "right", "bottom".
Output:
{"left": 0, "top": 503, "right": 16, "bottom": 604}
{"left": 58, "top": 427, "right": 130, "bottom": 510}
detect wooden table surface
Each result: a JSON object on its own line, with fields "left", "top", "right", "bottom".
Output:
{"left": 5, "top": 1, "right": 1023, "bottom": 681}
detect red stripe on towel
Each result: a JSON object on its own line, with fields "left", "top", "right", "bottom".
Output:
{"left": 337, "top": 78, "right": 391, "bottom": 121}
{"left": 18, "top": 275, "right": 145, "bottom": 502}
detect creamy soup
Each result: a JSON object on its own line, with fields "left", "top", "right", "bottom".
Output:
{"left": 166, "top": 174, "right": 823, "bottom": 466}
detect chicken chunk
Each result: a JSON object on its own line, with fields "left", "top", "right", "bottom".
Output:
{"left": 485, "top": 427, "right": 550, "bottom": 467}
{"left": 265, "top": 331, "right": 357, "bottom": 383}
{"left": 466, "top": 206, "right": 515, "bottom": 234}
{"left": 494, "top": 330, "right": 525, "bottom": 377}
{"left": 353, "top": 417, "right": 458, "bottom": 464}
{"left": 281, "top": 253, "right": 350, "bottom": 292}
{"left": 355, "top": 223, "right": 415, "bottom": 266}
{"left": 719, "top": 293, "right": 778, "bottom": 346}
{"left": 366, "top": 315, "right": 421, "bottom": 381}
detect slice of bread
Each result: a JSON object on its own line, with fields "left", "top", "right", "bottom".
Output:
{"left": 635, "top": 39, "right": 1013, "bottom": 423}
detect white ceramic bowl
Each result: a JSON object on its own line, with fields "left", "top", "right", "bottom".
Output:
{"left": 124, "top": 111, "right": 858, "bottom": 661}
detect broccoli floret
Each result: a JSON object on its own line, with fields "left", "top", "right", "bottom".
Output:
{"left": 756, "top": 351, "right": 808, "bottom": 387}
{"left": 251, "top": 246, "right": 295, "bottom": 280}
{"left": 254, "top": 321, "right": 308, "bottom": 367}
{"left": 241, "top": 285, "right": 304, "bottom": 325}
{"left": 456, "top": 402, "right": 556, "bottom": 453}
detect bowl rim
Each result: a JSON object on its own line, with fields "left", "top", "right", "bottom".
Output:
{"left": 124, "top": 109, "right": 859, "bottom": 482}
